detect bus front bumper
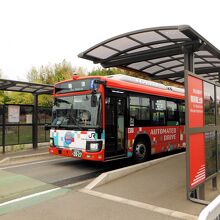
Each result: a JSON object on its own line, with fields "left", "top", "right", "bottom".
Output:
{"left": 48, "top": 146, "right": 105, "bottom": 161}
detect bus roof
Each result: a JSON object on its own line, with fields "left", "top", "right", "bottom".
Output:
{"left": 56, "top": 75, "right": 184, "bottom": 100}
{"left": 101, "top": 75, "right": 185, "bottom": 100}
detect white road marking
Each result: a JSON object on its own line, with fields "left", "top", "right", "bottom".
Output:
{"left": 0, "top": 157, "right": 72, "bottom": 170}
{"left": 0, "top": 177, "right": 93, "bottom": 209}
{"left": 0, "top": 188, "right": 61, "bottom": 207}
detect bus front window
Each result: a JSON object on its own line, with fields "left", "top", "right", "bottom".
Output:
{"left": 51, "top": 94, "right": 101, "bottom": 128}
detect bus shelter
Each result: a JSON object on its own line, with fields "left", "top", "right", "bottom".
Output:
{"left": 0, "top": 79, "right": 53, "bottom": 153}
{"left": 79, "top": 25, "right": 220, "bottom": 203}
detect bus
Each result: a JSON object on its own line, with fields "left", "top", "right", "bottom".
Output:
{"left": 48, "top": 74, "right": 185, "bottom": 163}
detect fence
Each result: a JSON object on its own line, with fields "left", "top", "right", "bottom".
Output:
{"left": 0, "top": 104, "right": 51, "bottom": 151}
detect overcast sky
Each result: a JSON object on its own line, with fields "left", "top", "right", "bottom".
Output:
{"left": 0, "top": 0, "right": 220, "bottom": 81}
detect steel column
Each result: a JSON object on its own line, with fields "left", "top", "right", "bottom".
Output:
{"left": 2, "top": 105, "right": 5, "bottom": 153}
{"left": 212, "top": 176, "right": 217, "bottom": 190}
{"left": 198, "top": 183, "right": 205, "bottom": 200}
{"left": 184, "top": 49, "right": 195, "bottom": 200}
{"left": 33, "top": 94, "right": 38, "bottom": 149}
{"left": 184, "top": 51, "right": 194, "bottom": 73}
{"left": 215, "top": 86, "right": 218, "bottom": 191}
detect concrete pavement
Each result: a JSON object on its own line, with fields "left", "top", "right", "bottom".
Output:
{"left": 0, "top": 190, "right": 180, "bottom": 220}
{"left": 0, "top": 144, "right": 51, "bottom": 165}
{"left": 1, "top": 151, "right": 219, "bottom": 219}
{"left": 91, "top": 153, "right": 204, "bottom": 217}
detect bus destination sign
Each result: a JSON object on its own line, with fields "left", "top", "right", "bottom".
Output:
{"left": 55, "top": 79, "right": 99, "bottom": 94}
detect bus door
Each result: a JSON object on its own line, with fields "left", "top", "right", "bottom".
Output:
{"left": 166, "top": 100, "right": 180, "bottom": 149}
{"left": 105, "top": 96, "right": 126, "bottom": 157}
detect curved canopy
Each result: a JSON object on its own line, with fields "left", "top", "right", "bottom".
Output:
{"left": 0, "top": 79, "right": 53, "bottom": 94}
{"left": 79, "top": 25, "right": 220, "bottom": 84}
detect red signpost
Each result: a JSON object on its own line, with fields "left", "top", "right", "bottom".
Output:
{"left": 188, "top": 75, "right": 204, "bottom": 128}
{"left": 187, "top": 75, "right": 206, "bottom": 189}
{"left": 189, "top": 133, "right": 205, "bottom": 189}
{"left": 186, "top": 70, "right": 220, "bottom": 204}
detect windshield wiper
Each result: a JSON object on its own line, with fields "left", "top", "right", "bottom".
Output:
{"left": 46, "top": 124, "right": 102, "bottom": 132}
{"left": 48, "top": 124, "right": 82, "bottom": 129}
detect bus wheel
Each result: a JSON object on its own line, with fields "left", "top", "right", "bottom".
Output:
{"left": 133, "top": 141, "right": 149, "bottom": 163}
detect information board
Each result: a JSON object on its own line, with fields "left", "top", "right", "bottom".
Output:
{"left": 188, "top": 75, "right": 204, "bottom": 128}
{"left": 8, "top": 105, "right": 20, "bottom": 123}
{"left": 186, "top": 73, "right": 206, "bottom": 190}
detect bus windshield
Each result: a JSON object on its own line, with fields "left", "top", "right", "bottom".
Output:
{"left": 51, "top": 94, "right": 101, "bottom": 129}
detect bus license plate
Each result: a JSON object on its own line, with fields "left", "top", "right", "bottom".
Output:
{"left": 72, "top": 149, "right": 82, "bottom": 158}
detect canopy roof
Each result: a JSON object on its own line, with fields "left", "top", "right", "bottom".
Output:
{"left": 0, "top": 79, "right": 53, "bottom": 95}
{"left": 79, "top": 25, "right": 220, "bottom": 84}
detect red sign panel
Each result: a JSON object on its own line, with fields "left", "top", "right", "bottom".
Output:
{"left": 187, "top": 74, "right": 206, "bottom": 189}
{"left": 188, "top": 75, "right": 204, "bottom": 128}
{"left": 189, "top": 133, "right": 205, "bottom": 189}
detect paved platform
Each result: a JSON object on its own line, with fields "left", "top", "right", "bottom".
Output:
{"left": 0, "top": 189, "right": 182, "bottom": 220}
{"left": 0, "top": 145, "right": 51, "bottom": 165}
{"left": 81, "top": 153, "right": 220, "bottom": 219}
{"left": 0, "top": 144, "right": 48, "bottom": 159}
{"left": 94, "top": 153, "right": 205, "bottom": 217}
{"left": 1, "top": 152, "right": 220, "bottom": 219}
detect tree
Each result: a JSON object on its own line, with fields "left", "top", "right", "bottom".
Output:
{"left": 0, "top": 69, "right": 11, "bottom": 104}
{"left": 0, "top": 92, "right": 11, "bottom": 104}
{"left": 0, "top": 62, "right": 86, "bottom": 106}
{"left": 27, "top": 60, "right": 86, "bottom": 107}
{"left": 6, "top": 92, "right": 33, "bottom": 105}
{"left": 89, "top": 67, "right": 153, "bottom": 79}
{"left": 88, "top": 67, "right": 182, "bottom": 88}
{"left": 27, "top": 60, "right": 86, "bottom": 85}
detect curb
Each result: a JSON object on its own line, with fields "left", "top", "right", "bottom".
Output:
{"left": 0, "top": 142, "right": 49, "bottom": 154}
{"left": 85, "top": 152, "right": 185, "bottom": 190}
{"left": 81, "top": 152, "right": 198, "bottom": 220}
{"left": 0, "top": 158, "right": 10, "bottom": 164}
{"left": 80, "top": 188, "right": 197, "bottom": 220}
{"left": 0, "top": 152, "right": 49, "bottom": 165}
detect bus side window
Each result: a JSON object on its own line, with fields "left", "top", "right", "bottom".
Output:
{"left": 129, "top": 95, "right": 150, "bottom": 126}
{"left": 167, "top": 100, "right": 178, "bottom": 126}
{"left": 105, "top": 97, "right": 115, "bottom": 127}
{"left": 179, "top": 102, "right": 185, "bottom": 125}
{"left": 151, "top": 99, "right": 166, "bottom": 126}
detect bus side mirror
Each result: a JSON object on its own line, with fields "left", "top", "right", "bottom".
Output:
{"left": 44, "top": 124, "right": 50, "bottom": 130}
{"left": 91, "top": 94, "right": 97, "bottom": 107}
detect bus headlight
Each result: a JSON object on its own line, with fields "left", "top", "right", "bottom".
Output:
{"left": 50, "top": 138, "right": 54, "bottom": 147}
{"left": 86, "top": 141, "right": 102, "bottom": 152}
{"left": 90, "top": 143, "right": 99, "bottom": 151}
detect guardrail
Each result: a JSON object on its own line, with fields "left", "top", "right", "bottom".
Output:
{"left": 199, "top": 195, "right": 220, "bottom": 220}
{"left": 0, "top": 104, "right": 51, "bottom": 153}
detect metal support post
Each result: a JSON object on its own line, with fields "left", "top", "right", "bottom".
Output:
{"left": 33, "top": 94, "right": 38, "bottom": 149}
{"left": 2, "top": 105, "right": 5, "bottom": 153}
{"left": 214, "top": 88, "right": 218, "bottom": 190}
{"left": 198, "top": 184, "right": 205, "bottom": 200}
{"left": 190, "top": 190, "right": 197, "bottom": 199}
{"left": 184, "top": 51, "right": 194, "bottom": 73}
{"left": 212, "top": 177, "right": 217, "bottom": 191}
{"left": 184, "top": 49, "right": 195, "bottom": 200}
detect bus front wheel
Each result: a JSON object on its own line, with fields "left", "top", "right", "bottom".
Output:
{"left": 133, "top": 140, "right": 149, "bottom": 163}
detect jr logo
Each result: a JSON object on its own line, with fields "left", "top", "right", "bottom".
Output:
{"left": 88, "top": 133, "right": 96, "bottom": 139}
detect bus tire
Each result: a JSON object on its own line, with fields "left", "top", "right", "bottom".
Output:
{"left": 133, "top": 140, "right": 150, "bottom": 163}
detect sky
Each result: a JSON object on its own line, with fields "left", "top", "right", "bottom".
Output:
{"left": 0, "top": 0, "right": 220, "bottom": 81}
